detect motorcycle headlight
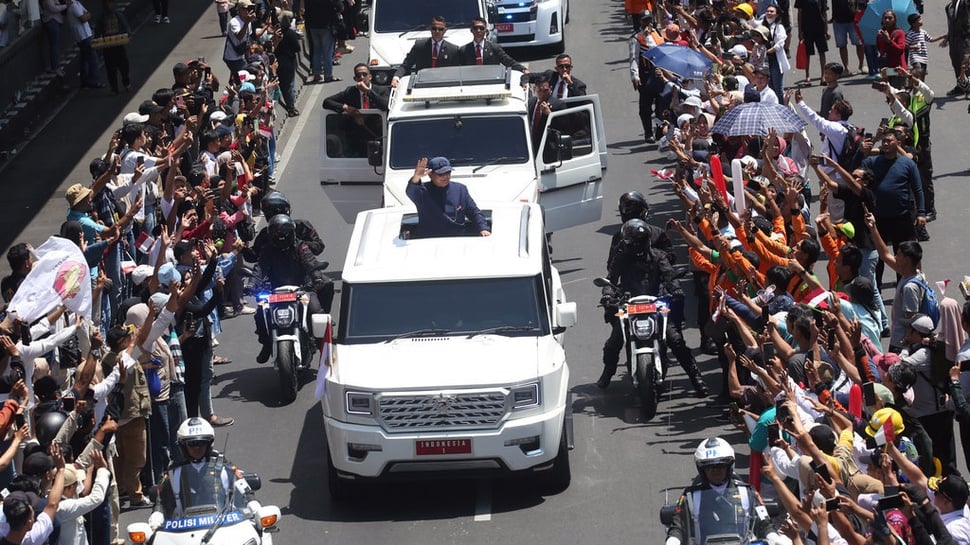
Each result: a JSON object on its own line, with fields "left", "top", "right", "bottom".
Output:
{"left": 272, "top": 306, "right": 295, "bottom": 328}
{"left": 510, "top": 382, "right": 541, "bottom": 409}
{"left": 632, "top": 317, "right": 656, "bottom": 339}
{"left": 345, "top": 391, "right": 374, "bottom": 415}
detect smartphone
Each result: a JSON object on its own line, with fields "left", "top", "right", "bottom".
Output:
{"left": 767, "top": 422, "right": 781, "bottom": 444}
{"left": 762, "top": 342, "right": 774, "bottom": 366}
{"left": 826, "top": 326, "right": 836, "bottom": 351}
{"left": 14, "top": 413, "right": 25, "bottom": 428}
{"left": 863, "top": 381, "right": 877, "bottom": 407}
{"left": 136, "top": 156, "right": 145, "bottom": 166}
{"left": 176, "top": 95, "right": 186, "bottom": 108}
{"left": 812, "top": 460, "right": 833, "bottom": 484}
{"left": 871, "top": 81, "right": 886, "bottom": 90}
{"left": 184, "top": 312, "right": 194, "bottom": 326}
{"left": 880, "top": 117, "right": 889, "bottom": 128}
{"left": 775, "top": 398, "right": 790, "bottom": 422}
{"left": 825, "top": 497, "right": 841, "bottom": 512}
{"left": 885, "top": 68, "right": 898, "bottom": 76}
{"left": 878, "top": 494, "right": 904, "bottom": 510}
{"left": 884, "top": 485, "right": 899, "bottom": 497}
{"left": 61, "top": 397, "right": 75, "bottom": 412}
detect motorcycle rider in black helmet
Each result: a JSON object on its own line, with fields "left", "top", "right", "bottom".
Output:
{"left": 254, "top": 214, "right": 334, "bottom": 363}
{"left": 600, "top": 211, "right": 709, "bottom": 397}
{"left": 246, "top": 191, "right": 325, "bottom": 259}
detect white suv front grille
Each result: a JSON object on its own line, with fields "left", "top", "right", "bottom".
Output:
{"left": 378, "top": 391, "right": 508, "bottom": 431}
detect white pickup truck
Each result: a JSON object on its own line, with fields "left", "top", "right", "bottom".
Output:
{"left": 312, "top": 202, "right": 577, "bottom": 497}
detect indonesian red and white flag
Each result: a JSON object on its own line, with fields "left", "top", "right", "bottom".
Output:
{"left": 314, "top": 321, "right": 333, "bottom": 399}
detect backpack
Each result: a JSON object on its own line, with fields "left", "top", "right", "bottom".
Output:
{"left": 904, "top": 276, "right": 941, "bottom": 327}
{"left": 832, "top": 122, "right": 866, "bottom": 171}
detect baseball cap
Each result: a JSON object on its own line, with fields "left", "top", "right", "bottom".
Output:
{"left": 428, "top": 157, "right": 453, "bottom": 174}
{"left": 210, "top": 110, "right": 230, "bottom": 122}
{"left": 683, "top": 95, "right": 703, "bottom": 109}
{"left": 930, "top": 474, "right": 970, "bottom": 507}
{"left": 836, "top": 221, "right": 856, "bottom": 239}
{"left": 157, "top": 263, "right": 182, "bottom": 286}
{"left": 130, "top": 264, "right": 154, "bottom": 286}
{"left": 123, "top": 112, "right": 149, "bottom": 125}
{"left": 730, "top": 44, "right": 749, "bottom": 59}
{"left": 138, "top": 100, "right": 165, "bottom": 115}
{"left": 908, "top": 313, "right": 935, "bottom": 335}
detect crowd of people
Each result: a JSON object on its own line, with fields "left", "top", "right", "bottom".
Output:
{"left": 615, "top": 0, "right": 970, "bottom": 544}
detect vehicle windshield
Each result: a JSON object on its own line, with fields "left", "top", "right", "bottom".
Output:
{"left": 373, "top": 0, "right": 482, "bottom": 32}
{"left": 389, "top": 117, "right": 530, "bottom": 170}
{"left": 341, "top": 276, "right": 549, "bottom": 343}
{"left": 693, "top": 488, "right": 752, "bottom": 545}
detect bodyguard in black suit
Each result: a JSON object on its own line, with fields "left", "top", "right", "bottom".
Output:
{"left": 458, "top": 17, "right": 528, "bottom": 72}
{"left": 545, "top": 54, "right": 588, "bottom": 97}
{"left": 392, "top": 16, "right": 461, "bottom": 86}
{"left": 526, "top": 75, "right": 566, "bottom": 154}
{"left": 323, "top": 64, "right": 390, "bottom": 112}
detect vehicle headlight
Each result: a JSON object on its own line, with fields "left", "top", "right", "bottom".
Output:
{"left": 511, "top": 382, "right": 540, "bottom": 409}
{"left": 272, "top": 306, "right": 295, "bottom": 328}
{"left": 345, "top": 391, "right": 375, "bottom": 415}
{"left": 632, "top": 317, "right": 656, "bottom": 339}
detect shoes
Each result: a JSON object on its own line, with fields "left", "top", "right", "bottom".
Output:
{"left": 947, "top": 85, "right": 963, "bottom": 96}
{"left": 213, "top": 356, "right": 232, "bottom": 365}
{"left": 926, "top": 211, "right": 937, "bottom": 222}
{"left": 237, "top": 305, "right": 256, "bottom": 315}
{"left": 916, "top": 226, "right": 930, "bottom": 241}
{"left": 880, "top": 328, "right": 890, "bottom": 339}
{"left": 287, "top": 108, "right": 300, "bottom": 117}
{"left": 340, "top": 45, "right": 355, "bottom": 53}
{"left": 275, "top": 154, "right": 282, "bottom": 162}
{"left": 154, "top": 15, "right": 161, "bottom": 23}
{"left": 311, "top": 75, "right": 323, "bottom": 83}
{"left": 257, "top": 344, "right": 272, "bottom": 363}
{"left": 209, "top": 416, "right": 234, "bottom": 427}
{"left": 129, "top": 496, "right": 152, "bottom": 508}
{"left": 323, "top": 76, "right": 342, "bottom": 83}
{"left": 693, "top": 384, "right": 710, "bottom": 398}
{"left": 700, "top": 336, "right": 719, "bottom": 356}
{"left": 596, "top": 368, "right": 614, "bottom": 389}
{"left": 645, "top": 135, "right": 656, "bottom": 144}
{"left": 162, "top": 16, "right": 170, "bottom": 23}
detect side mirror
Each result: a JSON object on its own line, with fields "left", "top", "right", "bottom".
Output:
{"left": 555, "top": 302, "right": 577, "bottom": 328}
{"left": 659, "top": 504, "right": 677, "bottom": 526}
{"left": 310, "top": 314, "right": 332, "bottom": 338}
{"left": 242, "top": 472, "right": 262, "bottom": 491}
{"left": 592, "top": 277, "right": 611, "bottom": 288}
{"left": 556, "top": 133, "right": 573, "bottom": 161}
{"left": 367, "top": 140, "right": 383, "bottom": 167}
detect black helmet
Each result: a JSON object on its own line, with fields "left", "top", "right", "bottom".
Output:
{"left": 261, "top": 191, "right": 291, "bottom": 219}
{"left": 618, "top": 191, "right": 649, "bottom": 222}
{"left": 621, "top": 218, "right": 651, "bottom": 253}
{"left": 35, "top": 410, "right": 68, "bottom": 449}
{"left": 639, "top": 9, "right": 654, "bottom": 24}
{"left": 267, "top": 214, "right": 296, "bottom": 249}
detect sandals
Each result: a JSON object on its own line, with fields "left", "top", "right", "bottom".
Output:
{"left": 323, "top": 76, "right": 342, "bottom": 83}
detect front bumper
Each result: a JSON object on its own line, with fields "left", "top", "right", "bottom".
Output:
{"left": 494, "top": 2, "right": 562, "bottom": 47}
{"left": 325, "top": 405, "right": 565, "bottom": 479}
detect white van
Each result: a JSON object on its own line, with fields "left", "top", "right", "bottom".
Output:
{"left": 319, "top": 65, "right": 607, "bottom": 232}
{"left": 313, "top": 202, "right": 577, "bottom": 497}
{"left": 492, "top": 0, "right": 568, "bottom": 52}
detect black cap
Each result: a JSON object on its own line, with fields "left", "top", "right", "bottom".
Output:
{"left": 138, "top": 100, "right": 165, "bottom": 115}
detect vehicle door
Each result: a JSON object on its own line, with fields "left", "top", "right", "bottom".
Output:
{"left": 536, "top": 94, "right": 608, "bottom": 232}
{"left": 319, "top": 108, "right": 386, "bottom": 184}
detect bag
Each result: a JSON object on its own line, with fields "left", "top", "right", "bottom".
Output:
{"left": 904, "top": 276, "right": 942, "bottom": 327}
{"left": 144, "top": 365, "right": 162, "bottom": 398}
{"left": 331, "top": 13, "right": 348, "bottom": 41}
{"left": 832, "top": 121, "right": 866, "bottom": 171}
{"left": 58, "top": 334, "right": 82, "bottom": 369}
{"left": 795, "top": 41, "right": 808, "bottom": 70}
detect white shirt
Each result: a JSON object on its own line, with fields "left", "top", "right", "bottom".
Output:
{"left": 223, "top": 15, "right": 249, "bottom": 61}
{"left": 66, "top": 1, "right": 91, "bottom": 42}
{"left": 56, "top": 467, "right": 110, "bottom": 545}
{"left": 759, "top": 86, "right": 779, "bottom": 104}
{"left": 940, "top": 505, "right": 970, "bottom": 545}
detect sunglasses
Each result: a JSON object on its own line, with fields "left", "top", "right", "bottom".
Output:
{"left": 185, "top": 440, "right": 209, "bottom": 448}
{"left": 430, "top": 26, "right": 446, "bottom": 31}
{"left": 557, "top": 64, "right": 572, "bottom": 69}
{"left": 471, "top": 25, "right": 486, "bottom": 30}
{"left": 354, "top": 72, "right": 370, "bottom": 79}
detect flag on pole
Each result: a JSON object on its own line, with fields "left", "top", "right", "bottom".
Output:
{"left": 314, "top": 321, "right": 333, "bottom": 399}
{"left": 8, "top": 236, "right": 92, "bottom": 322}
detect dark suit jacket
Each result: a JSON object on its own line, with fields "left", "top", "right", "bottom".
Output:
{"left": 526, "top": 95, "right": 565, "bottom": 151}
{"left": 323, "top": 84, "right": 390, "bottom": 112}
{"left": 458, "top": 40, "right": 526, "bottom": 71}
{"left": 545, "top": 70, "right": 588, "bottom": 97}
{"left": 394, "top": 38, "right": 461, "bottom": 79}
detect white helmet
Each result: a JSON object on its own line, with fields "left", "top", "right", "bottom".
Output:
{"left": 694, "top": 437, "right": 735, "bottom": 476}
{"left": 176, "top": 417, "right": 215, "bottom": 460}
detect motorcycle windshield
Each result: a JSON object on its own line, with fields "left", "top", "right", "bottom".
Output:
{"left": 691, "top": 488, "right": 751, "bottom": 545}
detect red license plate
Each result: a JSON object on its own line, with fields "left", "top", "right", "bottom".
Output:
{"left": 416, "top": 439, "right": 472, "bottom": 455}
{"left": 627, "top": 303, "right": 656, "bottom": 314}
{"left": 268, "top": 293, "right": 298, "bottom": 303}
{"left": 494, "top": 23, "right": 514, "bottom": 32}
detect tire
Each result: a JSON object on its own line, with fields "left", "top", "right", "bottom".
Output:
{"left": 276, "top": 340, "right": 298, "bottom": 404}
{"left": 538, "top": 423, "right": 571, "bottom": 494}
{"left": 327, "top": 448, "right": 356, "bottom": 500}
{"left": 636, "top": 353, "right": 658, "bottom": 420}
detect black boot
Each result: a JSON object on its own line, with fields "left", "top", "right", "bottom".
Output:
{"left": 682, "top": 358, "right": 709, "bottom": 398}
{"left": 597, "top": 365, "right": 616, "bottom": 389}
{"left": 257, "top": 343, "right": 272, "bottom": 363}
{"left": 700, "top": 336, "right": 719, "bottom": 356}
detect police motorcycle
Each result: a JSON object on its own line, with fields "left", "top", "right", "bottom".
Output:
{"left": 593, "top": 276, "right": 671, "bottom": 418}
{"left": 126, "top": 420, "right": 282, "bottom": 545}
{"left": 659, "top": 493, "right": 780, "bottom": 545}
{"left": 256, "top": 283, "right": 319, "bottom": 404}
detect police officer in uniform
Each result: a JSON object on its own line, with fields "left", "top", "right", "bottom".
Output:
{"left": 599, "top": 216, "right": 708, "bottom": 396}
{"left": 629, "top": 10, "right": 666, "bottom": 143}
{"left": 665, "top": 438, "right": 776, "bottom": 545}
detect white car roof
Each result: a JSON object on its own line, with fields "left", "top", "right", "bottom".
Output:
{"left": 389, "top": 65, "right": 530, "bottom": 121}
{"left": 343, "top": 201, "right": 546, "bottom": 283}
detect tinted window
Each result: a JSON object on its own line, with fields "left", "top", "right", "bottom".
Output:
{"left": 342, "top": 276, "right": 549, "bottom": 342}
{"left": 389, "top": 117, "right": 529, "bottom": 170}
{"left": 325, "top": 113, "right": 384, "bottom": 158}
{"left": 374, "top": 0, "right": 482, "bottom": 32}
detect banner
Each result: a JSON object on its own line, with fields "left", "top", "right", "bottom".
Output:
{"left": 9, "top": 237, "right": 92, "bottom": 322}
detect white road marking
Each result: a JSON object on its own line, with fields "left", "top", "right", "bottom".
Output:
{"left": 275, "top": 82, "right": 326, "bottom": 187}
{"left": 473, "top": 480, "right": 492, "bottom": 522}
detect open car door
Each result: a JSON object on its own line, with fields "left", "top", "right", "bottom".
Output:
{"left": 319, "top": 109, "right": 386, "bottom": 184}
{"left": 536, "top": 94, "right": 607, "bottom": 233}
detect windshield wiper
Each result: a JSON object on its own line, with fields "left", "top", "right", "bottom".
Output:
{"left": 466, "top": 325, "right": 536, "bottom": 338}
{"left": 448, "top": 157, "right": 477, "bottom": 166}
{"left": 472, "top": 156, "right": 526, "bottom": 173}
{"left": 398, "top": 24, "right": 428, "bottom": 37}
{"left": 385, "top": 328, "right": 451, "bottom": 342}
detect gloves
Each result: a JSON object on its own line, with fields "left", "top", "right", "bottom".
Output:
{"left": 148, "top": 511, "right": 164, "bottom": 531}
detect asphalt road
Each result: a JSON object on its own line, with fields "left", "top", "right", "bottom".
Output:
{"left": 2, "top": 0, "right": 970, "bottom": 543}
